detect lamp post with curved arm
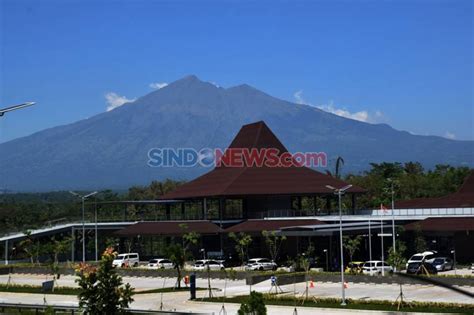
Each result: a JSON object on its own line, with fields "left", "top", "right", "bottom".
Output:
{"left": 326, "top": 184, "right": 352, "bottom": 306}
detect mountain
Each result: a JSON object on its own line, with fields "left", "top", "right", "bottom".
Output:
{"left": 0, "top": 75, "right": 472, "bottom": 191}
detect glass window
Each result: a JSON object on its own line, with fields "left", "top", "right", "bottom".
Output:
{"left": 410, "top": 255, "right": 423, "bottom": 261}
{"left": 225, "top": 199, "right": 243, "bottom": 219}
{"left": 206, "top": 199, "right": 220, "bottom": 220}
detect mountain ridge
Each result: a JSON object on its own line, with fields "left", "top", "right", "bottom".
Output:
{"left": 0, "top": 75, "right": 472, "bottom": 191}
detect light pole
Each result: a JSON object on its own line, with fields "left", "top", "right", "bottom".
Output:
{"left": 451, "top": 249, "right": 456, "bottom": 275}
{"left": 389, "top": 180, "right": 396, "bottom": 255}
{"left": 69, "top": 191, "right": 98, "bottom": 262}
{"left": 0, "top": 102, "right": 36, "bottom": 117}
{"left": 323, "top": 249, "right": 328, "bottom": 271}
{"left": 326, "top": 184, "right": 352, "bottom": 306}
{"left": 368, "top": 219, "right": 372, "bottom": 262}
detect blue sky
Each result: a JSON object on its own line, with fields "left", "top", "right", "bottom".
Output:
{"left": 1, "top": 0, "right": 472, "bottom": 142}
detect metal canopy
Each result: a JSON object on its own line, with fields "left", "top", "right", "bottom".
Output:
{"left": 278, "top": 221, "right": 391, "bottom": 236}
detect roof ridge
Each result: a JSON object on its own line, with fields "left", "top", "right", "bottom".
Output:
{"left": 220, "top": 166, "right": 249, "bottom": 195}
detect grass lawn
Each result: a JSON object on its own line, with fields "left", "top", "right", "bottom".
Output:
{"left": 202, "top": 295, "right": 474, "bottom": 314}
{"left": 0, "top": 284, "right": 206, "bottom": 295}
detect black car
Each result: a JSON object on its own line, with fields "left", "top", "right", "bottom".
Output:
{"left": 406, "top": 262, "right": 438, "bottom": 275}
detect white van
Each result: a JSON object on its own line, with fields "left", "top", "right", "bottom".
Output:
{"left": 112, "top": 253, "right": 140, "bottom": 268}
{"left": 406, "top": 251, "right": 436, "bottom": 269}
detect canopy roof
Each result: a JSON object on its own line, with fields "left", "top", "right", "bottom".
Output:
{"left": 396, "top": 171, "right": 474, "bottom": 209}
{"left": 162, "top": 121, "right": 365, "bottom": 199}
{"left": 225, "top": 219, "right": 324, "bottom": 233}
{"left": 404, "top": 217, "right": 474, "bottom": 231}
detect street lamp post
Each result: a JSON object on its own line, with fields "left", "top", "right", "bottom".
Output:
{"left": 70, "top": 191, "right": 98, "bottom": 262}
{"left": 389, "top": 180, "right": 396, "bottom": 255}
{"left": 326, "top": 184, "right": 352, "bottom": 306}
{"left": 323, "top": 249, "right": 328, "bottom": 271}
{"left": 451, "top": 249, "right": 456, "bottom": 275}
{"left": 0, "top": 102, "right": 36, "bottom": 117}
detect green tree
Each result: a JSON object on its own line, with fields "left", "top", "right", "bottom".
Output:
{"left": 413, "top": 223, "right": 427, "bottom": 253}
{"left": 261, "top": 230, "right": 286, "bottom": 262}
{"left": 166, "top": 225, "right": 200, "bottom": 289}
{"left": 165, "top": 243, "right": 187, "bottom": 289}
{"left": 238, "top": 291, "right": 267, "bottom": 315}
{"left": 76, "top": 248, "right": 134, "bottom": 314}
{"left": 343, "top": 235, "right": 362, "bottom": 262}
{"left": 387, "top": 241, "right": 407, "bottom": 271}
{"left": 229, "top": 232, "right": 253, "bottom": 266}
{"left": 298, "top": 243, "right": 315, "bottom": 300}
{"left": 19, "top": 230, "right": 35, "bottom": 264}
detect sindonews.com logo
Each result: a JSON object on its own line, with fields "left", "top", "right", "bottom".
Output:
{"left": 147, "top": 148, "right": 327, "bottom": 168}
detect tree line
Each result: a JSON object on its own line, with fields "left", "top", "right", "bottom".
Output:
{"left": 0, "top": 163, "right": 470, "bottom": 233}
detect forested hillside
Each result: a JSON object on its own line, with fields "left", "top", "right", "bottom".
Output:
{"left": 0, "top": 164, "right": 470, "bottom": 235}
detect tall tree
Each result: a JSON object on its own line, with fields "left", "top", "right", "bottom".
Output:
{"left": 413, "top": 223, "right": 428, "bottom": 253}
{"left": 261, "top": 230, "right": 286, "bottom": 262}
{"left": 229, "top": 232, "right": 253, "bottom": 266}
{"left": 343, "top": 235, "right": 363, "bottom": 262}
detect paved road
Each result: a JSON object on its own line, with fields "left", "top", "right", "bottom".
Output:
{"left": 0, "top": 273, "right": 472, "bottom": 314}
{"left": 0, "top": 292, "right": 407, "bottom": 315}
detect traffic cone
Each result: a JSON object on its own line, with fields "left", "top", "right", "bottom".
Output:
{"left": 310, "top": 280, "right": 314, "bottom": 288}
{"left": 344, "top": 282, "right": 349, "bottom": 289}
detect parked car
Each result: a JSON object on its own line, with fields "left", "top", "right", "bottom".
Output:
{"left": 193, "top": 259, "right": 225, "bottom": 271}
{"left": 147, "top": 258, "right": 174, "bottom": 269}
{"left": 362, "top": 261, "right": 393, "bottom": 275}
{"left": 345, "top": 261, "right": 364, "bottom": 274}
{"left": 430, "top": 257, "right": 453, "bottom": 272}
{"left": 112, "top": 253, "right": 140, "bottom": 268}
{"left": 406, "top": 261, "right": 438, "bottom": 275}
{"left": 206, "top": 253, "right": 240, "bottom": 268}
{"left": 245, "top": 258, "right": 278, "bottom": 271}
{"left": 406, "top": 251, "right": 436, "bottom": 269}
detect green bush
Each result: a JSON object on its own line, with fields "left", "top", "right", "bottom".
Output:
{"left": 75, "top": 248, "right": 134, "bottom": 314}
{"left": 238, "top": 291, "right": 267, "bottom": 315}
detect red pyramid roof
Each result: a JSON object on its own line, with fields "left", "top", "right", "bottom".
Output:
{"left": 162, "top": 121, "right": 365, "bottom": 199}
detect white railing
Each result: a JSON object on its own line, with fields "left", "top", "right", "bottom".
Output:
{"left": 356, "top": 207, "right": 474, "bottom": 217}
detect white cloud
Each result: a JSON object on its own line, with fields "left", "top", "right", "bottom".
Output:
{"left": 105, "top": 92, "right": 136, "bottom": 112}
{"left": 444, "top": 131, "right": 456, "bottom": 140}
{"left": 293, "top": 90, "right": 305, "bottom": 105}
{"left": 293, "top": 90, "right": 383, "bottom": 123}
{"left": 149, "top": 82, "right": 168, "bottom": 89}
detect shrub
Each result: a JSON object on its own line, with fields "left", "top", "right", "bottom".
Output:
{"left": 238, "top": 291, "right": 267, "bottom": 315}
{"left": 75, "top": 247, "right": 134, "bottom": 314}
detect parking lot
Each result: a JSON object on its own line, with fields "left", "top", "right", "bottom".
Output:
{"left": 0, "top": 270, "right": 472, "bottom": 307}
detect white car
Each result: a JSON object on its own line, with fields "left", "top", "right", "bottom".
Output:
{"left": 362, "top": 261, "right": 393, "bottom": 275}
{"left": 193, "top": 259, "right": 225, "bottom": 271}
{"left": 406, "top": 251, "right": 436, "bottom": 269}
{"left": 245, "top": 258, "right": 277, "bottom": 271}
{"left": 112, "top": 253, "right": 140, "bottom": 268}
{"left": 147, "top": 258, "right": 174, "bottom": 269}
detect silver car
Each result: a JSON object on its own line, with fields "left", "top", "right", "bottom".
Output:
{"left": 430, "top": 257, "right": 453, "bottom": 272}
{"left": 245, "top": 258, "right": 277, "bottom": 271}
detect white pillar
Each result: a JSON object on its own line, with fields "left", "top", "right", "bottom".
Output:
{"left": 4, "top": 240, "right": 8, "bottom": 265}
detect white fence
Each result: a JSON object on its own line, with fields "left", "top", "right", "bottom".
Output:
{"left": 356, "top": 207, "right": 474, "bottom": 217}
